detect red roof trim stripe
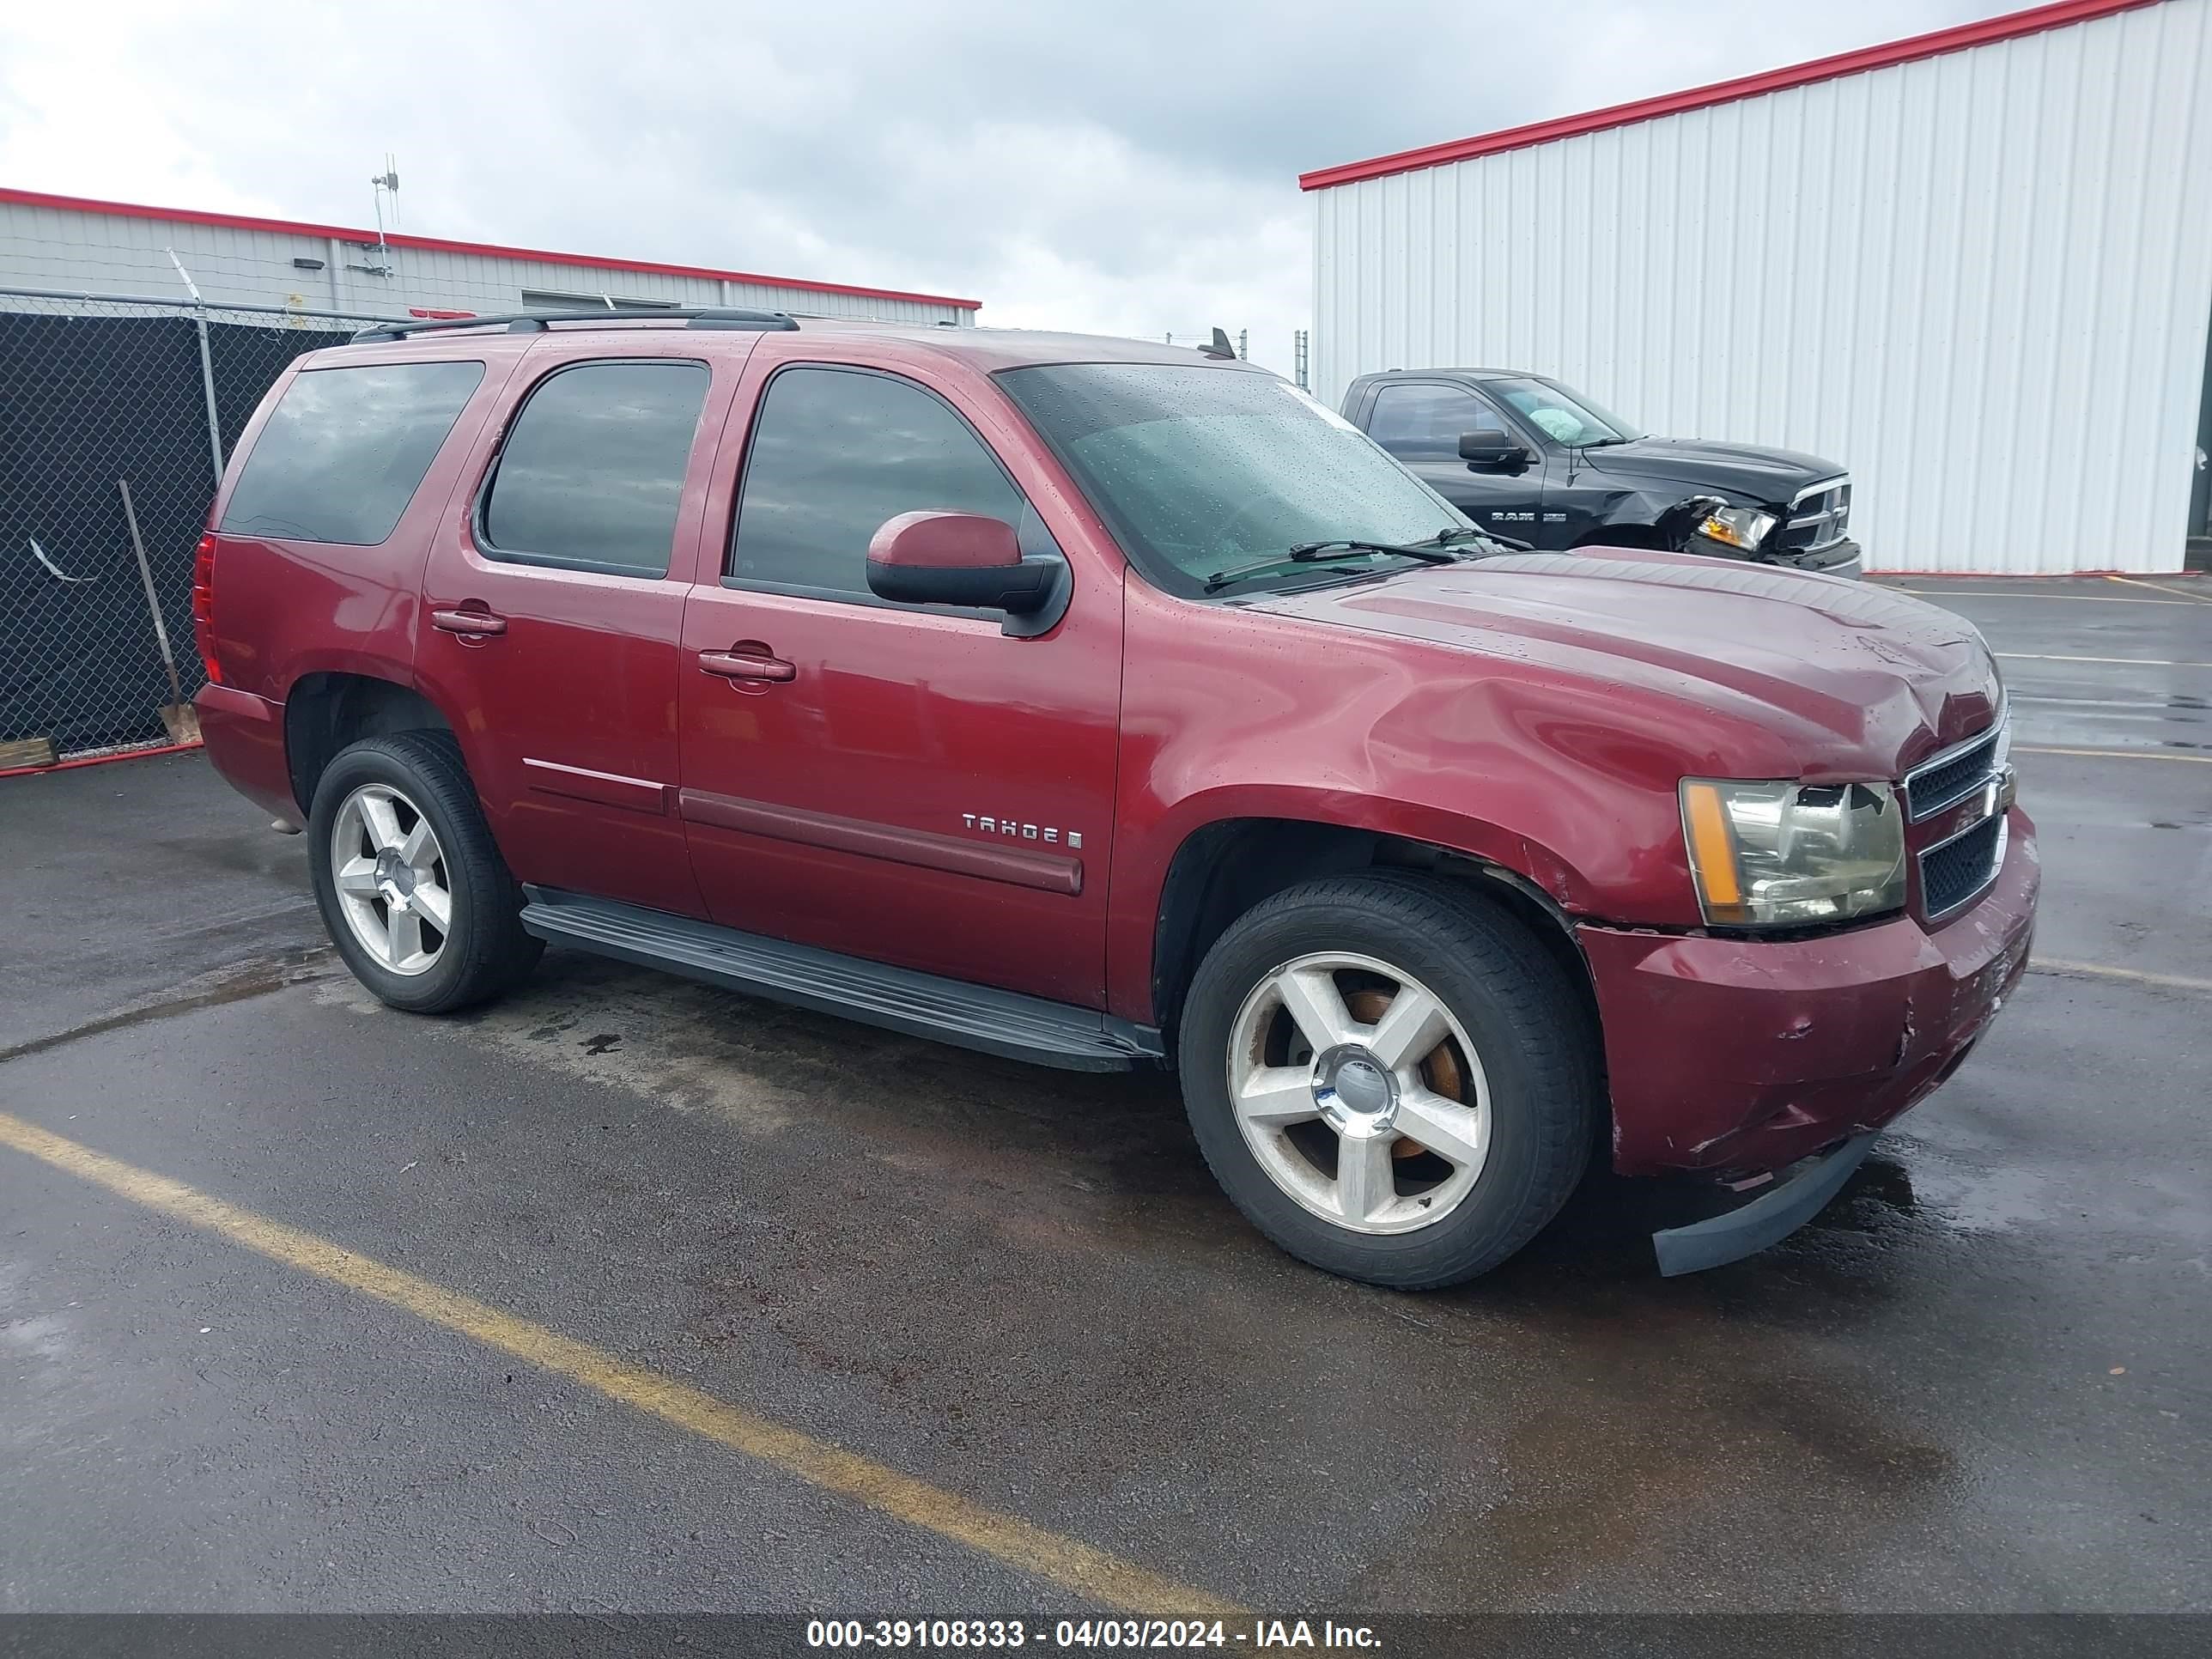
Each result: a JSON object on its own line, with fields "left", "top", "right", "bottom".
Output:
{"left": 1298, "top": 0, "right": 2164, "bottom": 191}
{"left": 0, "top": 185, "right": 983, "bottom": 311}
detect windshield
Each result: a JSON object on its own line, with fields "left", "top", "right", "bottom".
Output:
{"left": 996, "top": 362, "right": 1471, "bottom": 597}
{"left": 1488, "top": 377, "right": 1642, "bottom": 447}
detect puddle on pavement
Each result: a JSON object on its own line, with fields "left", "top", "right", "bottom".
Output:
{"left": 4, "top": 944, "right": 331, "bottom": 1063}
{"left": 1893, "top": 1158, "right": 2052, "bottom": 1234}
{"left": 1326, "top": 1172, "right": 1966, "bottom": 1607}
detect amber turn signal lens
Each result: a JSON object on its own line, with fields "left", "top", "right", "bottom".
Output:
{"left": 1680, "top": 781, "right": 1742, "bottom": 911}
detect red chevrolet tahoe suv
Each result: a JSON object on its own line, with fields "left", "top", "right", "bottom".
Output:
{"left": 192, "top": 309, "right": 2038, "bottom": 1287}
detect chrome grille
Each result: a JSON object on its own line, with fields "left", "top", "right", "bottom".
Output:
{"left": 1903, "top": 720, "right": 2006, "bottom": 822}
{"left": 1903, "top": 714, "right": 2011, "bottom": 922}
{"left": 1780, "top": 476, "right": 1851, "bottom": 551}
{"left": 1920, "top": 812, "right": 2007, "bottom": 921}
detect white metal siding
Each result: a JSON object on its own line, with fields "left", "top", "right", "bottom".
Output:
{"left": 0, "top": 201, "right": 972, "bottom": 329}
{"left": 1312, "top": 0, "right": 2212, "bottom": 573}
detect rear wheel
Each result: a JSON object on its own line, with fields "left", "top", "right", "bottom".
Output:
{"left": 308, "top": 732, "right": 539, "bottom": 1013}
{"left": 1177, "top": 872, "right": 1596, "bottom": 1288}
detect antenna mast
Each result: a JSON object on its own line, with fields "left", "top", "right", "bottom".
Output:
{"left": 369, "top": 155, "right": 399, "bottom": 265}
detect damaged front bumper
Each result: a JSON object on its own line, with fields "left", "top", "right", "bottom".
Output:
{"left": 1576, "top": 807, "right": 2038, "bottom": 1265}
{"left": 1765, "top": 536, "right": 1863, "bottom": 578}
{"left": 1686, "top": 532, "right": 1864, "bottom": 578}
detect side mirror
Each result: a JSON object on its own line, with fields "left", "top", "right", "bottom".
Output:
{"left": 1459, "top": 433, "right": 1531, "bottom": 471}
{"left": 866, "top": 511, "right": 1060, "bottom": 616}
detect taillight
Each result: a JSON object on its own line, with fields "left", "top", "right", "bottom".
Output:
{"left": 191, "top": 532, "right": 222, "bottom": 684}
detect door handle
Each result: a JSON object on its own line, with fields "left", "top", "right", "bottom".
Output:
{"left": 431, "top": 607, "right": 507, "bottom": 637}
{"left": 698, "top": 647, "right": 795, "bottom": 683}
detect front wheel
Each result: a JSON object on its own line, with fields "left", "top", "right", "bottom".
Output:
{"left": 1177, "top": 873, "right": 1597, "bottom": 1289}
{"left": 307, "top": 731, "right": 540, "bottom": 1014}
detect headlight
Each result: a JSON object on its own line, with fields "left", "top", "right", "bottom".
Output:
{"left": 1695, "top": 506, "right": 1778, "bottom": 551}
{"left": 1680, "top": 778, "right": 1906, "bottom": 927}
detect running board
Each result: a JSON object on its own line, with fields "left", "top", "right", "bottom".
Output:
{"left": 519, "top": 887, "right": 1162, "bottom": 1073}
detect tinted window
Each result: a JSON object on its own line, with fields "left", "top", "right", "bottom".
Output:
{"left": 481, "top": 360, "right": 709, "bottom": 574}
{"left": 1364, "top": 382, "right": 1504, "bottom": 461}
{"left": 221, "top": 361, "right": 483, "bottom": 545}
{"left": 731, "top": 366, "right": 1023, "bottom": 595}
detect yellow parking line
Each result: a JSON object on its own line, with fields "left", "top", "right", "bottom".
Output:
{"left": 2030, "top": 958, "right": 2212, "bottom": 995}
{"left": 0, "top": 1111, "right": 1244, "bottom": 1620}
{"left": 2016, "top": 744, "right": 2212, "bottom": 764}
{"left": 2104, "top": 574, "right": 2212, "bottom": 604}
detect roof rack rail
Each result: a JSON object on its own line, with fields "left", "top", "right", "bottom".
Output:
{"left": 349, "top": 307, "right": 801, "bottom": 343}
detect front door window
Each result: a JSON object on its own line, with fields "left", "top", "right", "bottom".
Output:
{"left": 1365, "top": 382, "right": 1507, "bottom": 463}
{"left": 729, "top": 365, "right": 1034, "bottom": 598}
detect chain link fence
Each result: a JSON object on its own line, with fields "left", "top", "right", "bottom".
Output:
{"left": 0, "top": 289, "right": 388, "bottom": 763}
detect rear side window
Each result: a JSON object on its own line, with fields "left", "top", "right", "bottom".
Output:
{"left": 729, "top": 365, "right": 1024, "bottom": 598}
{"left": 479, "top": 360, "right": 710, "bottom": 576}
{"left": 221, "top": 361, "right": 484, "bottom": 545}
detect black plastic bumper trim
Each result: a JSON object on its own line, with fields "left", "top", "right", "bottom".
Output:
{"left": 1651, "top": 1132, "right": 1879, "bottom": 1277}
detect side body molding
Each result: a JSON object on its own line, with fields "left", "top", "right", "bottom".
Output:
{"left": 677, "top": 789, "right": 1083, "bottom": 896}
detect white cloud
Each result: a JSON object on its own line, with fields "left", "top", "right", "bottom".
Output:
{"left": 1, "top": 0, "right": 2011, "bottom": 379}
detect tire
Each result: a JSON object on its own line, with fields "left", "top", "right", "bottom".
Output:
{"left": 1177, "top": 872, "right": 1597, "bottom": 1289}
{"left": 307, "top": 731, "right": 541, "bottom": 1014}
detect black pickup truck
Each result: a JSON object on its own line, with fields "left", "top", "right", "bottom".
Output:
{"left": 1341, "top": 368, "right": 1862, "bottom": 576}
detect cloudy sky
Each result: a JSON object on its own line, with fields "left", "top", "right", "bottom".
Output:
{"left": 2, "top": 0, "right": 2020, "bottom": 374}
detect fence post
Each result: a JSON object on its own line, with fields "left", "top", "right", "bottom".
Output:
{"left": 167, "top": 250, "right": 228, "bottom": 484}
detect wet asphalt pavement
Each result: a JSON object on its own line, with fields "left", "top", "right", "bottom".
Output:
{"left": 1, "top": 575, "right": 2206, "bottom": 1618}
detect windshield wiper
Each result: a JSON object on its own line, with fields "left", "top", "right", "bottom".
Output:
{"left": 1419, "top": 525, "right": 1536, "bottom": 553}
{"left": 1290, "top": 538, "right": 1461, "bottom": 564}
{"left": 1202, "top": 539, "right": 1457, "bottom": 595}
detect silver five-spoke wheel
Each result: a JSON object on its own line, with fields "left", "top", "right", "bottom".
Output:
{"left": 330, "top": 782, "right": 452, "bottom": 976}
{"left": 1227, "top": 951, "right": 1492, "bottom": 1235}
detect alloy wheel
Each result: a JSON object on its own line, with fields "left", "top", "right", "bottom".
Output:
{"left": 330, "top": 782, "right": 453, "bottom": 977}
{"left": 1226, "top": 951, "right": 1492, "bottom": 1234}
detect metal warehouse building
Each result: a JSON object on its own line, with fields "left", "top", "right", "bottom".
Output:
{"left": 1303, "top": 0, "right": 2212, "bottom": 574}
{"left": 0, "top": 186, "right": 980, "bottom": 327}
